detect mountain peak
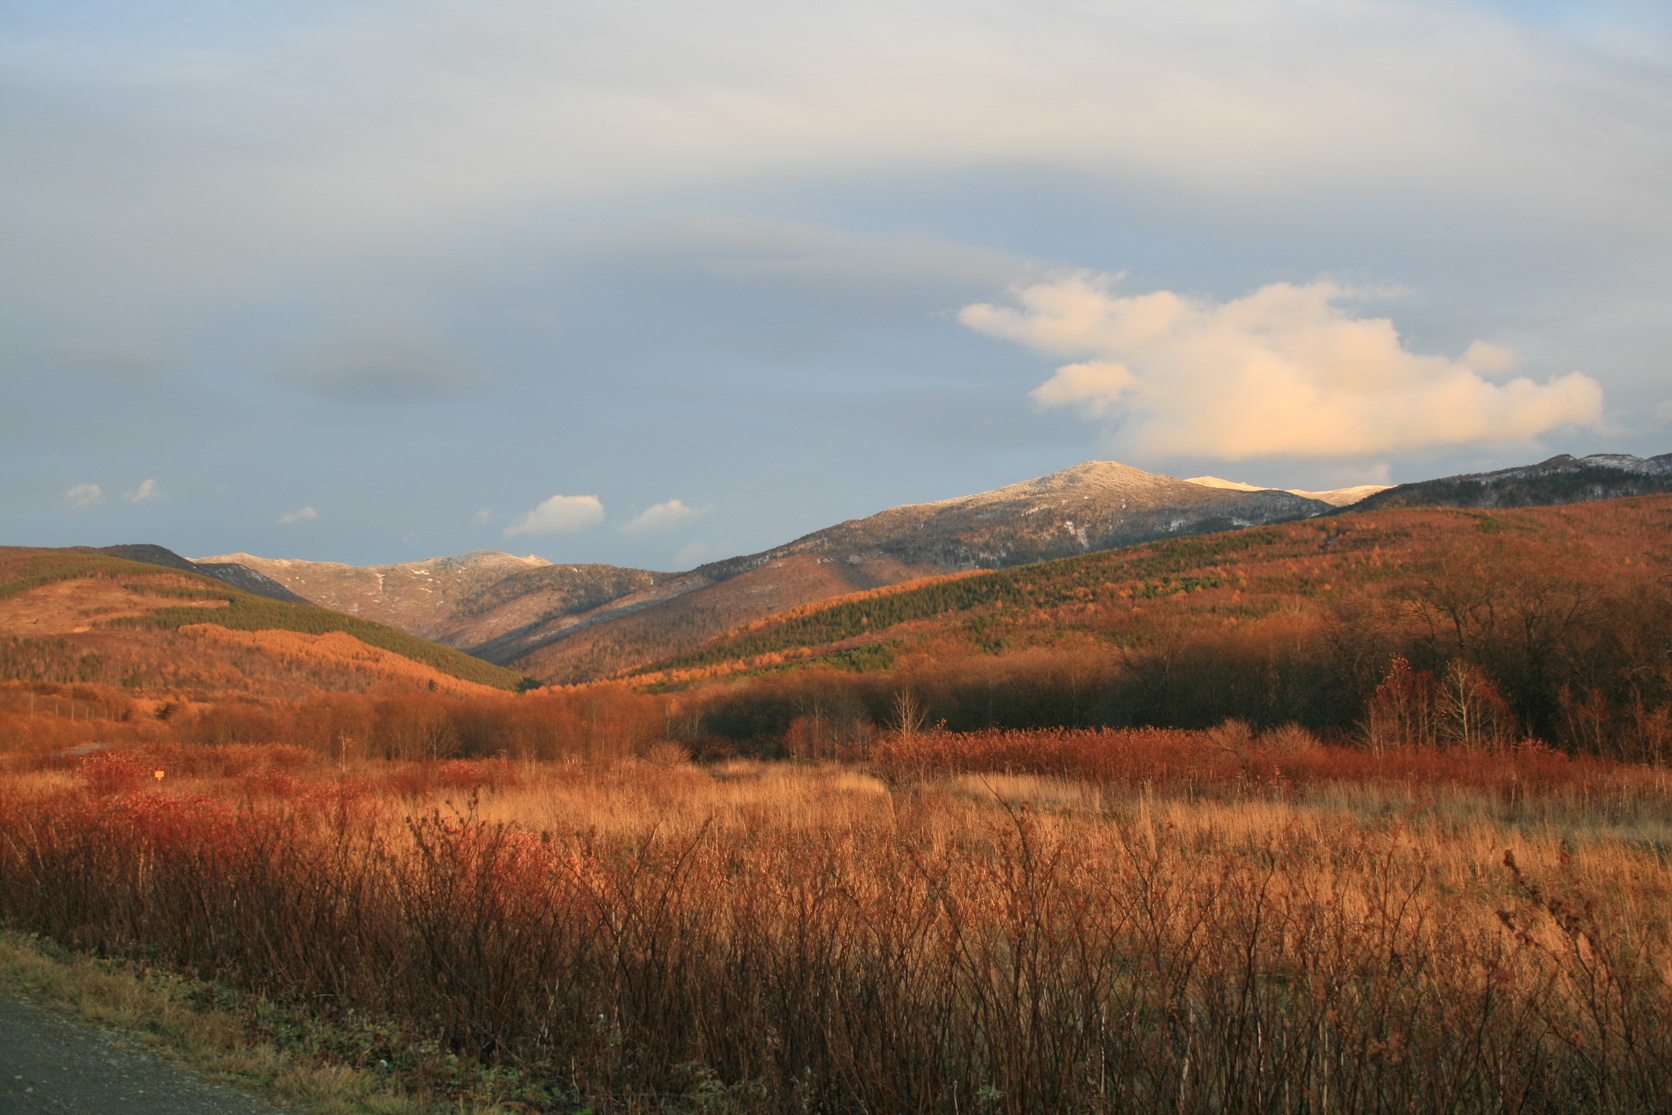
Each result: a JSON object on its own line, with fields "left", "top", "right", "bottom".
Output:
{"left": 924, "top": 460, "right": 1188, "bottom": 509}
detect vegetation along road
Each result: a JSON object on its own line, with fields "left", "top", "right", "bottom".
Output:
{"left": 0, "top": 997, "right": 293, "bottom": 1115}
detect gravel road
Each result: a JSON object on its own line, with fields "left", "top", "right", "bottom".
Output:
{"left": 0, "top": 997, "right": 299, "bottom": 1114}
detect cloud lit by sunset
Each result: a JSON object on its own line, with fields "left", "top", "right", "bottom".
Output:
{"left": 963, "top": 276, "right": 1604, "bottom": 460}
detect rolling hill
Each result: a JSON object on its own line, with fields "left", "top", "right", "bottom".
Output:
{"left": 97, "top": 543, "right": 309, "bottom": 603}
{"left": 629, "top": 494, "right": 1672, "bottom": 753}
{"left": 188, "top": 452, "right": 1669, "bottom": 688}
{"left": 221, "top": 461, "right": 1335, "bottom": 684}
{"left": 492, "top": 460, "right": 1335, "bottom": 681}
{"left": 0, "top": 546, "right": 527, "bottom": 702}
{"left": 198, "top": 549, "right": 666, "bottom": 656}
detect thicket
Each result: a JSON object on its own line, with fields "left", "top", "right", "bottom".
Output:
{"left": 2, "top": 750, "right": 1669, "bottom": 1113}
{"left": 0, "top": 681, "right": 666, "bottom": 766}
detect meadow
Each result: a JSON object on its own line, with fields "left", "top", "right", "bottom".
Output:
{"left": 3, "top": 724, "right": 1670, "bottom": 1113}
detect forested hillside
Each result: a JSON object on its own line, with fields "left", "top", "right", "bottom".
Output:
{"left": 639, "top": 496, "right": 1672, "bottom": 760}
{"left": 0, "top": 547, "right": 527, "bottom": 698}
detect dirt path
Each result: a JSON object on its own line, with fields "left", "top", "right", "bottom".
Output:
{"left": 0, "top": 997, "right": 299, "bottom": 1114}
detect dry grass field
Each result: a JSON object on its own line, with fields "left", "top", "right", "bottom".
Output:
{"left": 3, "top": 730, "right": 1670, "bottom": 1113}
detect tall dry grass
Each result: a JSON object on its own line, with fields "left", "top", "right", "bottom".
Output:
{"left": 2, "top": 738, "right": 1670, "bottom": 1112}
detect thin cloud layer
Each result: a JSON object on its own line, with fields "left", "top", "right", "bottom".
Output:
{"left": 278, "top": 506, "right": 319, "bottom": 524}
{"left": 289, "top": 328, "right": 487, "bottom": 403}
{"left": 3, "top": 2, "right": 1667, "bottom": 564}
{"left": 505, "top": 494, "right": 605, "bottom": 537}
{"left": 961, "top": 276, "right": 1605, "bottom": 460}
{"left": 622, "top": 499, "right": 711, "bottom": 535}
{"left": 126, "top": 479, "right": 161, "bottom": 503}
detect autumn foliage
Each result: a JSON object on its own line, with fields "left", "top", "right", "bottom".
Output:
{"left": 638, "top": 497, "right": 1672, "bottom": 762}
{"left": 3, "top": 741, "right": 1671, "bottom": 1112}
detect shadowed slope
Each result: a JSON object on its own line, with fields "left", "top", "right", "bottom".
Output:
{"left": 1347, "top": 452, "right": 1672, "bottom": 512}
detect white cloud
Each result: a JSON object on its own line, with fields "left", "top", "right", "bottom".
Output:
{"left": 278, "top": 506, "right": 319, "bottom": 523}
{"left": 62, "top": 483, "right": 103, "bottom": 508}
{"left": 961, "top": 275, "right": 1605, "bottom": 460}
{"left": 621, "top": 499, "right": 711, "bottom": 535}
{"left": 504, "top": 494, "right": 605, "bottom": 536}
{"left": 472, "top": 507, "right": 493, "bottom": 524}
{"left": 125, "top": 478, "right": 162, "bottom": 503}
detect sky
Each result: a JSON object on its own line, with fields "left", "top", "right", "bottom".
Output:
{"left": 3, "top": 0, "right": 1669, "bottom": 570}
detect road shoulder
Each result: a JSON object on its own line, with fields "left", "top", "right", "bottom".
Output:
{"left": 0, "top": 994, "right": 300, "bottom": 1115}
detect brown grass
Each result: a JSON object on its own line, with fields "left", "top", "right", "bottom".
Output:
{"left": 2, "top": 737, "right": 1670, "bottom": 1112}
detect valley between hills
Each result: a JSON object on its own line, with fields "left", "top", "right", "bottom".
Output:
{"left": 4, "top": 451, "right": 1672, "bottom": 1114}
{"left": 3, "top": 449, "right": 1667, "bottom": 736}
{"left": 203, "top": 459, "right": 1349, "bottom": 683}
{"left": 202, "top": 451, "right": 1670, "bottom": 687}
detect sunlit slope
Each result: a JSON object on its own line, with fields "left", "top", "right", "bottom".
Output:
{"left": 637, "top": 495, "right": 1672, "bottom": 683}
{"left": 0, "top": 547, "right": 526, "bottom": 697}
{"left": 507, "top": 460, "right": 1331, "bottom": 682}
{"left": 203, "top": 550, "right": 665, "bottom": 652}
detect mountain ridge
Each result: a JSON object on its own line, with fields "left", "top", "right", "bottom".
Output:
{"left": 170, "top": 450, "right": 1669, "bottom": 686}
{"left": 95, "top": 544, "right": 309, "bottom": 604}
{"left": 1346, "top": 452, "right": 1672, "bottom": 512}
{"left": 502, "top": 460, "right": 1335, "bottom": 681}
{"left": 197, "top": 549, "right": 666, "bottom": 653}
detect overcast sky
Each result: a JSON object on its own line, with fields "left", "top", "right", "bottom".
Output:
{"left": 4, "top": 0, "right": 1669, "bottom": 569}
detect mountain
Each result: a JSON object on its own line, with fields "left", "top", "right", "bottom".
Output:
{"left": 196, "top": 550, "right": 665, "bottom": 652}
{"left": 0, "top": 546, "right": 526, "bottom": 701}
{"left": 775, "top": 461, "right": 1331, "bottom": 566}
{"left": 199, "top": 462, "right": 1333, "bottom": 684}
{"left": 502, "top": 461, "right": 1333, "bottom": 682}
{"left": 627, "top": 494, "right": 1672, "bottom": 751}
{"left": 1184, "top": 476, "right": 1391, "bottom": 507}
{"left": 97, "top": 544, "right": 309, "bottom": 604}
{"left": 1345, "top": 453, "right": 1672, "bottom": 512}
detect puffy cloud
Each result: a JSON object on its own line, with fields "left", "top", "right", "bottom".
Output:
{"left": 63, "top": 483, "right": 103, "bottom": 508}
{"left": 278, "top": 506, "right": 319, "bottom": 523}
{"left": 504, "top": 494, "right": 605, "bottom": 537}
{"left": 960, "top": 275, "right": 1605, "bottom": 460}
{"left": 125, "top": 478, "right": 161, "bottom": 503}
{"left": 621, "top": 499, "right": 711, "bottom": 535}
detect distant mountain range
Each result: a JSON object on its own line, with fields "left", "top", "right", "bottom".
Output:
{"left": 94, "top": 450, "right": 1668, "bottom": 686}
{"left": 202, "top": 460, "right": 1345, "bottom": 683}
{"left": 1346, "top": 452, "right": 1672, "bottom": 512}
{"left": 197, "top": 549, "right": 664, "bottom": 651}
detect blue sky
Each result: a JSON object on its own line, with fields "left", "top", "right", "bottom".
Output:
{"left": 4, "top": 0, "right": 1669, "bottom": 568}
